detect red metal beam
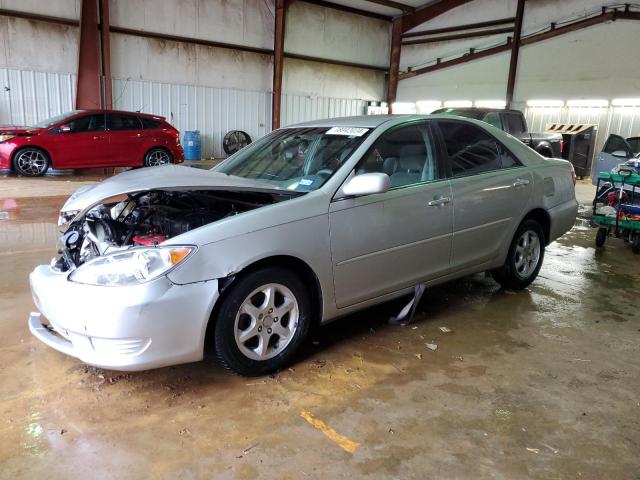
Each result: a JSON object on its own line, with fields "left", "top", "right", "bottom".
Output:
{"left": 402, "top": 0, "right": 473, "bottom": 33}
{"left": 272, "top": 0, "right": 286, "bottom": 130}
{"left": 297, "top": 0, "right": 392, "bottom": 21}
{"left": 505, "top": 0, "right": 525, "bottom": 108}
{"left": 403, "top": 17, "right": 514, "bottom": 38}
{"left": 402, "top": 26, "right": 513, "bottom": 45}
{"left": 98, "top": 0, "right": 112, "bottom": 109}
{"left": 360, "top": 0, "right": 414, "bottom": 14}
{"left": 400, "top": 9, "right": 640, "bottom": 80}
{"left": 76, "top": 0, "right": 102, "bottom": 109}
{"left": 387, "top": 17, "right": 402, "bottom": 110}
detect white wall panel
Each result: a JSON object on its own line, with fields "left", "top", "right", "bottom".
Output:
{"left": 0, "top": 67, "right": 76, "bottom": 126}
{"left": 112, "top": 78, "right": 271, "bottom": 158}
{"left": 281, "top": 94, "right": 367, "bottom": 126}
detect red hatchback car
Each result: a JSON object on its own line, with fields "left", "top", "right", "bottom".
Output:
{"left": 0, "top": 110, "right": 184, "bottom": 176}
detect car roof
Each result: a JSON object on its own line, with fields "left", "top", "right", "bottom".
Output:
{"left": 284, "top": 114, "right": 436, "bottom": 129}
{"left": 73, "top": 109, "right": 165, "bottom": 120}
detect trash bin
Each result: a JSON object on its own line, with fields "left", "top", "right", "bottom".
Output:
{"left": 546, "top": 123, "right": 597, "bottom": 179}
{"left": 183, "top": 130, "right": 201, "bottom": 161}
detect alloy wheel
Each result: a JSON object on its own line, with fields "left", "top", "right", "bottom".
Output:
{"left": 146, "top": 150, "right": 171, "bottom": 166}
{"left": 15, "top": 150, "right": 48, "bottom": 176}
{"left": 514, "top": 230, "right": 541, "bottom": 278}
{"left": 234, "top": 283, "right": 299, "bottom": 361}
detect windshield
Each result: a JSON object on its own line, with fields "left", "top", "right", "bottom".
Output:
{"left": 214, "top": 126, "right": 371, "bottom": 192}
{"left": 31, "top": 111, "right": 81, "bottom": 129}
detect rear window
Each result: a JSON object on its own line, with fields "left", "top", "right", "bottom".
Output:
{"left": 141, "top": 117, "right": 162, "bottom": 129}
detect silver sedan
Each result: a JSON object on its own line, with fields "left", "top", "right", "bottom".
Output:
{"left": 28, "top": 115, "right": 578, "bottom": 375}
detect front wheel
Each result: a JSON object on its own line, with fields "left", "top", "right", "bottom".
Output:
{"left": 632, "top": 233, "right": 640, "bottom": 254}
{"left": 492, "top": 219, "right": 545, "bottom": 290}
{"left": 144, "top": 148, "right": 172, "bottom": 167}
{"left": 214, "top": 267, "right": 311, "bottom": 376}
{"left": 13, "top": 148, "right": 50, "bottom": 176}
{"left": 596, "top": 227, "right": 607, "bottom": 248}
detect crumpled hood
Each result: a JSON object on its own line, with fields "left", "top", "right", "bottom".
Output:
{"left": 0, "top": 125, "right": 41, "bottom": 135}
{"left": 62, "top": 165, "right": 285, "bottom": 212}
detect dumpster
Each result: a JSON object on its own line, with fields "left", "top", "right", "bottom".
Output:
{"left": 546, "top": 123, "right": 597, "bottom": 179}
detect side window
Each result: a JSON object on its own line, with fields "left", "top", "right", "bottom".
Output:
{"left": 483, "top": 112, "right": 502, "bottom": 129}
{"left": 356, "top": 123, "right": 438, "bottom": 188}
{"left": 438, "top": 120, "right": 508, "bottom": 177}
{"left": 67, "top": 114, "right": 105, "bottom": 133}
{"left": 140, "top": 117, "right": 161, "bottom": 129}
{"left": 108, "top": 114, "right": 143, "bottom": 131}
{"left": 503, "top": 113, "right": 526, "bottom": 135}
{"left": 603, "top": 135, "right": 631, "bottom": 156}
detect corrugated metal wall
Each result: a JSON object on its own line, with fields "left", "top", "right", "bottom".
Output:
{"left": 112, "top": 78, "right": 272, "bottom": 159}
{"left": 0, "top": 67, "right": 76, "bottom": 126}
{"left": 281, "top": 94, "right": 368, "bottom": 127}
{"left": 524, "top": 106, "right": 640, "bottom": 155}
{"left": 1, "top": 68, "right": 374, "bottom": 159}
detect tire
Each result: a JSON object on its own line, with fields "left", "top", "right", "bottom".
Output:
{"left": 214, "top": 267, "right": 311, "bottom": 376}
{"left": 492, "top": 219, "right": 546, "bottom": 290}
{"left": 632, "top": 233, "right": 640, "bottom": 254}
{"left": 144, "top": 148, "right": 172, "bottom": 167}
{"left": 538, "top": 148, "right": 553, "bottom": 158}
{"left": 595, "top": 227, "right": 607, "bottom": 248}
{"left": 13, "top": 148, "right": 50, "bottom": 176}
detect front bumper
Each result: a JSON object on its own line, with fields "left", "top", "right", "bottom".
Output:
{"left": 28, "top": 265, "right": 219, "bottom": 371}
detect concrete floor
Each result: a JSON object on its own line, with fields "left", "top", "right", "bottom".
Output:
{"left": 0, "top": 178, "right": 638, "bottom": 480}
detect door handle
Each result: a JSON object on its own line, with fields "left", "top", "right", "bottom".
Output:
{"left": 428, "top": 195, "right": 451, "bottom": 207}
{"left": 512, "top": 178, "right": 530, "bottom": 188}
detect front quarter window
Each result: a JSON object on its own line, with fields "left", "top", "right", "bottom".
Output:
{"left": 214, "top": 127, "right": 370, "bottom": 192}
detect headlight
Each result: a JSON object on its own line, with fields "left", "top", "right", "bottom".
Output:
{"left": 58, "top": 209, "right": 80, "bottom": 227}
{"left": 69, "top": 246, "right": 195, "bottom": 286}
{"left": 0, "top": 134, "right": 16, "bottom": 143}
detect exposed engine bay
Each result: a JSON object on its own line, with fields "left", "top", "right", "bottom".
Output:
{"left": 54, "top": 189, "right": 287, "bottom": 272}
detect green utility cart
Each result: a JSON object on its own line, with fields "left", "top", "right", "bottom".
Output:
{"left": 592, "top": 169, "right": 640, "bottom": 253}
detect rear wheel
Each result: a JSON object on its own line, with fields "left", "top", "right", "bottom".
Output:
{"left": 595, "top": 227, "right": 607, "bottom": 248}
{"left": 144, "top": 148, "right": 172, "bottom": 167}
{"left": 214, "top": 267, "right": 311, "bottom": 376}
{"left": 492, "top": 219, "right": 545, "bottom": 290}
{"left": 632, "top": 233, "right": 640, "bottom": 254}
{"left": 13, "top": 148, "right": 50, "bottom": 176}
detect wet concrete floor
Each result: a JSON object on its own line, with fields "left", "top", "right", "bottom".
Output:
{"left": 0, "top": 185, "right": 638, "bottom": 479}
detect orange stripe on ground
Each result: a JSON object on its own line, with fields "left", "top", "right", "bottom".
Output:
{"left": 299, "top": 410, "right": 359, "bottom": 453}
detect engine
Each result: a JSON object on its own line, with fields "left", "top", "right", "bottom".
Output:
{"left": 54, "top": 189, "right": 274, "bottom": 272}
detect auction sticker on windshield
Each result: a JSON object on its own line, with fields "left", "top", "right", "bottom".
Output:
{"left": 326, "top": 127, "right": 369, "bottom": 137}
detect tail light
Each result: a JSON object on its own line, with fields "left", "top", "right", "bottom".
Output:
{"left": 559, "top": 139, "right": 565, "bottom": 155}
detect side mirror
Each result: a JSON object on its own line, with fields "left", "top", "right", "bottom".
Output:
{"left": 612, "top": 150, "right": 629, "bottom": 158}
{"left": 59, "top": 124, "right": 72, "bottom": 133}
{"left": 340, "top": 172, "right": 390, "bottom": 198}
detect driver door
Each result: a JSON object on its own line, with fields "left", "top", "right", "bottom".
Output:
{"left": 329, "top": 122, "right": 453, "bottom": 308}
{"left": 49, "top": 113, "right": 109, "bottom": 168}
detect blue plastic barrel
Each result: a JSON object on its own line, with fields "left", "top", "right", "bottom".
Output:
{"left": 183, "top": 130, "right": 201, "bottom": 160}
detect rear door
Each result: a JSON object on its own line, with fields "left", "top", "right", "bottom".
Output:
{"left": 592, "top": 134, "right": 633, "bottom": 185}
{"left": 434, "top": 119, "right": 532, "bottom": 270}
{"left": 106, "top": 113, "right": 146, "bottom": 166}
{"left": 329, "top": 121, "right": 453, "bottom": 308}
{"left": 48, "top": 113, "right": 108, "bottom": 168}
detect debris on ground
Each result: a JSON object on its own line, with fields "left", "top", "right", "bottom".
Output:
{"left": 60, "top": 429, "right": 67, "bottom": 435}
{"left": 179, "top": 428, "right": 191, "bottom": 436}
{"left": 541, "top": 443, "right": 559, "bottom": 454}
{"left": 526, "top": 447, "right": 540, "bottom": 454}
{"left": 494, "top": 409, "right": 512, "bottom": 420}
{"left": 414, "top": 353, "right": 423, "bottom": 360}
{"left": 455, "top": 356, "right": 464, "bottom": 361}
{"left": 311, "top": 359, "right": 327, "bottom": 368}
{"left": 439, "top": 326, "right": 452, "bottom": 333}
{"left": 425, "top": 343, "right": 438, "bottom": 351}
{"left": 388, "top": 428, "right": 395, "bottom": 434}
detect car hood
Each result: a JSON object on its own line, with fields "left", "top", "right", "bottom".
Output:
{"left": 0, "top": 125, "right": 41, "bottom": 135}
{"left": 62, "top": 165, "right": 290, "bottom": 212}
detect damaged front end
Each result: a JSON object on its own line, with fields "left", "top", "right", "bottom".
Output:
{"left": 54, "top": 189, "right": 285, "bottom": 272}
